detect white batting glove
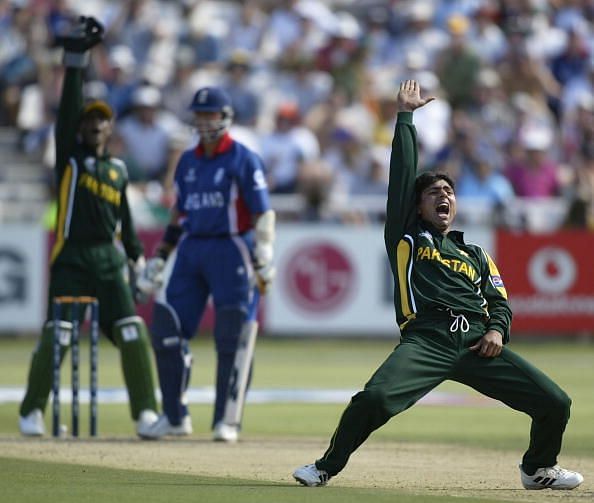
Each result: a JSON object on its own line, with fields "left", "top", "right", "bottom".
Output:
{"left": 254, "top": 261, "right": 276, "bottom": 294}
{"left": 135, "top": 256, "right": 165, "bottom": 295}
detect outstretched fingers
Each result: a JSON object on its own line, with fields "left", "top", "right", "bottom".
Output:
{"left": 398, "top": 79, "right": 435, "bottom": 111}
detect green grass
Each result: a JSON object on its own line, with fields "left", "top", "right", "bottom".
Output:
{"left": 1, "top": 336, "right": 592, "bottom": 502}
{"left": 2, "top": 336, "right": 593, "bottom": 455}
{"left": 0, "top": 457, "right": 516, "bottom": 503}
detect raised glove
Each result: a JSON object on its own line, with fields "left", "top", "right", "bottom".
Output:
{"left": 58, "top": 16, "right": 105, "bottom": 67}
{"left": 135, "top": 256, "right": 166, "bottom": 296}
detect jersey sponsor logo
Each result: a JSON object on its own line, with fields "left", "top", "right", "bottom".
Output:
{"left": 78, "top": 172, "right": 121, "bottom": 206}
{"left": 416, "top": 245, "right": 477, "bottom": 281}
{"left": 184, "top": 191, "right": 225, "bottom": 210}
{"left": 253, "top": 169, "right": 267, "bottom": 190}
{"left": 214, "top": 167, "right": 225, "bottom": 185}
{"left": 491, "top": 275, "right": 504, "bottom": 287}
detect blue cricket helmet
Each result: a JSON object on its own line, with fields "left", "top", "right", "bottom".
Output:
{"left": 189, "top": 87, "right": 233, "bottom": 113}
{"left": 189, "top": 87, "right": 234, "bottom": 143}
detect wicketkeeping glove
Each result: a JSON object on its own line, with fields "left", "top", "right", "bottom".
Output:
{"left": 135, "top": 256, "right": 166, "bottom": 296}
{"left": 57, "top": 16, "right": 105, "bottom": 67}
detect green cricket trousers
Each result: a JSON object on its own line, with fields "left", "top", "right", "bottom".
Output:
{"left": 316, "top": 313, "right": 571, "bottom": 476}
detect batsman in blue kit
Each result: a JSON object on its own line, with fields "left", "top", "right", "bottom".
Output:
{"left": 137, "top": 87, "right": 275, "bottom": 441}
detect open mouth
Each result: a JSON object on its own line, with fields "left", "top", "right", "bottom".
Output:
{"left": 436, "top": 202, "right": 449, "bottom": 218}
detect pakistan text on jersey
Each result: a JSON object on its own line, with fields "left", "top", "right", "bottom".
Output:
{"left": 416, "top": 245, "right": 477, "bottom": 281}
{"left": 78, "top": 173, "right": 121, "bottom": 206}
{"left": 184, "top": 191, "right": 225, "bottom": 210}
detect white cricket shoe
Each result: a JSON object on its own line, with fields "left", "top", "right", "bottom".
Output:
{"left": 520, "top": 464, "right": 584, "bottom": 490}
{"left": 293, "top": 463, "right": 331, "bottom": 487}
{"left": 212, "top": 422, "right": 239, "bottom": 442}
{"left": 19, "top": 409, "right": 45, "bottom": 436}
{"left": 138, "top": 413, "right": 192, "bottom": 439}
{"left": 135, "top": 409, "right": 159, "bottom": 437}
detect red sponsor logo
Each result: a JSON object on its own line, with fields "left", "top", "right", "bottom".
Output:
{"left": 496, "top": 231, "right": 594, "bottom": 333}
{"left": 284, "top": 242, "right": 355, "bottom": 312}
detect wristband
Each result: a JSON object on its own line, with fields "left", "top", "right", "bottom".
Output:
{"left": 63, "top": 51, "right": 90, "bottom": 68}
{"left": 163, "top": 224, "right": 183, "bottom": 247}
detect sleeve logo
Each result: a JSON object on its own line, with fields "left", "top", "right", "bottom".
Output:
{"left": 253, "top": 169, "right": 268, "bottom": 190}
{"left": 491, "top": 275, "right": 504, "bottom": 287}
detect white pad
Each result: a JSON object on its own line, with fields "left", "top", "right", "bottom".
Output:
{"left": 221, "top": 320, "right": 258, "bottom": 426}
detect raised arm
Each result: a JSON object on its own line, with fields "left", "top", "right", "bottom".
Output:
{"left": 54, "top": 17, "right": 104, "bottom": 173}
{"left": 384, "top": 81, "right": 435, "bottom": 250}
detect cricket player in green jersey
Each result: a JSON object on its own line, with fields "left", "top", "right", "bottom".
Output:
{"left": 293, "top": 80, "right": 583, "bottom": 490}
{"left": 19, "top": 17, "right": 159, "bottom": 437}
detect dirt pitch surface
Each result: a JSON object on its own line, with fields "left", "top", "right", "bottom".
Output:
{"left": 1, "top": 435, "right": 591, "bottom": 502}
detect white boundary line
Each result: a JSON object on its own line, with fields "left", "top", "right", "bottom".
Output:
{"left": 1, "top": 387, "right": 500, "bottom": 406}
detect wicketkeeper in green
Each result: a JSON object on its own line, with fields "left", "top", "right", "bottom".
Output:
{"left": 293, "top": 80, "right": 584, "bottom": 490}
{"left": 19, "top": 17, "right": 159, "bottom": 437}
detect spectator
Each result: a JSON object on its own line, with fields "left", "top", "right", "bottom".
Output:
{"left": 398, "top": 1, "right": 449, "bottom": 70}
{"left": 467, "top": 68, "right": 516, "bottom": 159}
{"left": 322, "top": 105, "right": 376, "bottom": 199}
{"left": 1, "top": 0, "right": 594, "bottom": 232}
{"left": 260, "top": 0, "right": 303, "bottom": 62}
{"left": 104, "top": 45, "right": 139, "bottom": 118}
{"left": 116, "top": 85, "right": 174, "bottom": 183}
{"left": 222, "top": 50, "right": 259, "bottom": 127}
{"left": 224, "top": 0, "right": 266, "bottom": 57}
{"left": 561, "top": 91, "right": 594, "bottom": 163}
{"left": 260, "top": 101, "right": 320, "bottom": 193}
{"left": 551, "top": 26, "right": 590, "bottom": 87}
{"left": 497, "top": 32, "right": 561, "bottom": 114}
{"left": 435, "top": 14, "right": 482, "bottom": 110}
{"left": 457, "top": 157, "right": 515, "bottom": 209}
{"left": 296, "top": 159, "right": 337, "bottom": 222}
{"left": 505, "top": 126, "right": 564, "bottom": 197}
{"left": 468, "top": 5, "right": 508, "bottom": 65}
{"left": 315, "top": 11, "right": 365, "bottom": 102}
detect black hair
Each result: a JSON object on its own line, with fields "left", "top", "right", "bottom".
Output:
{"left": 414, "top": 171, "right": 455, "bottom": 204}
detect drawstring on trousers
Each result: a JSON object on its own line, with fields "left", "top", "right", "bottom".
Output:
{"left": 447, "top": 309, "right": 470, "bottom": 333}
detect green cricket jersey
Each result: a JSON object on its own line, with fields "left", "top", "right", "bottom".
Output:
{"left": 384, "top": 112, "right": 512, "bottom": 341}
{"left": 50, "top": 67, "right": 142, "bottom": 265}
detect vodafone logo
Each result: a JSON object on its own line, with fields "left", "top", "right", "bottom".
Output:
{"left": 527, "top": 247, "right": 576, "bottom": 294}
{"left": 284, "top": 242, "right": 355, "bottom": 312}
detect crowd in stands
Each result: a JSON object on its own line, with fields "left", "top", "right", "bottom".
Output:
{"left": 1, "top": 0, "right": 593, "bottom": 231}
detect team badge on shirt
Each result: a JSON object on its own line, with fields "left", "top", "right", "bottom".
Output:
{"left": 184, "top": 168, "right": 196, "bottom": 183}
{"left": 109, "top": 169, "right": 118, "bottom": 181}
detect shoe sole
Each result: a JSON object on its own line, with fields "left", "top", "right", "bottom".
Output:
{"left": 213, "top": 436, "right": 238, "bottom": 442}
{"left": 293, "top": 474, "right": 324, "bottom": 487}
{"left": 138, "top": 430, "right": 191, "bottom": 440}
{"left": 523, "top": 483, "right": 582, "bottom": 490}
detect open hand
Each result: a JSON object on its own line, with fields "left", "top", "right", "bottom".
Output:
{"left": 397, "top": 80, "right": 435, "bottom": 112}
